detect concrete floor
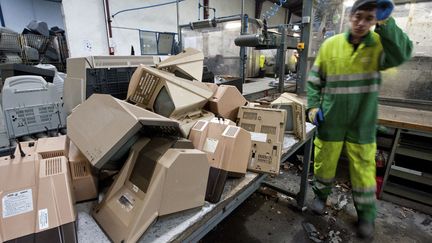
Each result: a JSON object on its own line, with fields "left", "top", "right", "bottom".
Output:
{"left": 202, "top": 164, "right": 432, "bottom": 243}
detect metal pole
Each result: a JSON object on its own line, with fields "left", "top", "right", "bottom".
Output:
{"left": 240, "top": 0, "right": 246, "bottom": 84}
{"left": 103, "top": 0, "right": 114, "bottom": 55}
{"left": 177, "top": 0, "right": 182, "bottom": 52}
{"left": 277, "top": 25, "right": 286, "bottom": 93}
{"left": 379, "top": 128, "right": 401, "bottom": 198}
{"left": 198, "top": 0, "right": 201, "bottom": 20}
{"left": 297, "top": 0, "right": 313, "bottom": 94}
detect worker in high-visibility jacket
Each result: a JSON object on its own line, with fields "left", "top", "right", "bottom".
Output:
{"left": 307, "top": 0, "right": 412, "bottom": 239}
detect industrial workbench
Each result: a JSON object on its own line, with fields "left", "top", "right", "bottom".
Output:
{"left": 76, "top": 123, "right": 316, "bottom": 243}
{"left": 377, "top": 105, "right": 432, "bottom": 214}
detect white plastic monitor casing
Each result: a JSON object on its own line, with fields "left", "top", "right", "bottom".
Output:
{"left": 1, "top": 75, "right": 65, "bottom": 139}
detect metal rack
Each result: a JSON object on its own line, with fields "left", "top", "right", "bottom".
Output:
{"left": 377, "top": 105, "right": 432, "bottom": 215}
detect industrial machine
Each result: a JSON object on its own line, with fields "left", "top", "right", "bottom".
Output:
{"left": 64, "top": 55, "right": 155, "bottom": 115}
{"left": 126, "top": 64, "right": 214, "bottom": 135}
{"left": 1, "top": 75, "right": 65, "bottom": 139}
{"left": 0, "top": 138, "right": 76, "bottom": 243}
{"left": 234, "top": 21, "right": 301, "bottom": 92}
{"left": 234, "top": 28, "right": 299, "bottom": 50}
{"left": 208, "top": 85, "right": 247, "bottom": 121}
{"left": 189, "top": 117, "right": 251, "bottom": 203}
{"left": 270, "top": 92, "right": 306, "bottom": 140}
{"left": 237, "top": 106, "right": 287, "bottom": 175}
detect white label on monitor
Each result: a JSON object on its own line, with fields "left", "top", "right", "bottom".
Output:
{"left": 203, "top": 138, "right": 219, "bottom": 153}
{"left": 38, "top": 208, "right": 49, "bottom": 230}
{"left": 2, "top": 189, "right": 33, "bottom": 218}
{"left": 250, "top": 132, "right": 267, "bottom": 143}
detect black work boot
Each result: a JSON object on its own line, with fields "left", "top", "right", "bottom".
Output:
{"left": 310, "top": 197, "right": 326, "bottom": 215}
{"left": 357, "top": 219, "right": 375, "bottom": 239}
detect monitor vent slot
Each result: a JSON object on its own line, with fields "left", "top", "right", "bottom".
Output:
{"left": 223, "top": 126, "right": 239, "bottom": 137}
{"left": 240, "top": 123, "right": 255, "bottom": 132}
{"left": 130, "top": 72, "right": 160, "bottom": 105}
{"left": 72, "top": 161, "right": 88, "bottom": 178}
{"left": 44, "top": 157, "right": 63, "bottom": 176}
{"left": 242, "top": 112, "right": 258, "bottom": 120}
{"left": 192, "top": 120, "right": 207, "bottom": 131}
{"left": 39, "top": 106, "right": 51, "bottom": 122}
{"left": 261, "top": 126, "right": 276, "bottom": 135}
{"left": 40, "top": 151, "right": 65, "bottom": 159}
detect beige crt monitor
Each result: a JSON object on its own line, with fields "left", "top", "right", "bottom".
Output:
{"left": 127, "top": 65, "right": 213, "bottom": 119}
{"left": 67, "top": 94, "right": 183, "bottom": 170}
{"left": 64, "top": 55, "right": 155, "bottom": 115}
{"left": 35, "top": 135, "right": 69, "bottom": 159}
{"left": 237, "top": 106, "right": 287, "bottom": 175}
{"left": 156, "top": 48, "right": 204, "bottom": 81}
{"left": 92, "top": 137, "right": 209, "bottom": 243}
{"left": 208, "top": 85, "right": 247, "bottom": 121}
{"left": 0, "top": 140, "right": 76, "bottom": 243}
{"left": 68, "top": 141, "right": 98, "bottom": 202}
{"left": 270, "top": 92, "right": 306, "bottom": 140}
{"left": 126, "top": 65, "right": 214, "bottom": 135}
{"left": 189, "top": 117, "right": 251, "bottom": 203}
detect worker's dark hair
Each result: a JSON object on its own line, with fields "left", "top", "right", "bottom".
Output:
{"left": 351, "top": 0, "right": 377, "bottom": 14}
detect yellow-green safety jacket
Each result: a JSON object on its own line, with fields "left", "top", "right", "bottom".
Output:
{"left": 307, "top": 17, "right": 413, "bottom": 144}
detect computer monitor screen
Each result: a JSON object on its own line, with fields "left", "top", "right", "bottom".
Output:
{"left": 127, "top": 65, "right": 213, "bottom": 119}
{"left": 129, "top": 149, "right": 157, "bottom": 193}
{"left": 270, "top": 93, "right": 306, "bottom": 140}
{"left": 153, "top": 86, "right": 175, "bottom": 117}
{"left": 279, "top": 104, "right": 294, "bottom": 132}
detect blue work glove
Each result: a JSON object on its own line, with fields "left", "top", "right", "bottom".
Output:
{"left": 376, "top": 0, "right": 394, "bottom": 21}
{"left": 307, "top": 108, "right": 324, "bottom": 126}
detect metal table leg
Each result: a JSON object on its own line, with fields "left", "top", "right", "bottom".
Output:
{"left": 379, "top": 128, "right": 401, "bottom": 198}
{"left": 296, "top": 136, "right": 313, "bottom": 211}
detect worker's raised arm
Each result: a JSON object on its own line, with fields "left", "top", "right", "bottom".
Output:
{"left": 375, "top": 17, "right": 413, "bottom": 70}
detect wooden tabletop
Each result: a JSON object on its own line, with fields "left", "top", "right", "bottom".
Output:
{"left": 378, "top": 105, "right": 432, "bottom": 132}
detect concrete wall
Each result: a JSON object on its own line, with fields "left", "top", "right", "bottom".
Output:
{"left": 62, "top": 0, "right": 288, "bottom": 57}
{"left": 0, "top": 0, "right": 64, "bottom": 32}
{"left": 62, "top": 0, "right": 109, "bottom": 56}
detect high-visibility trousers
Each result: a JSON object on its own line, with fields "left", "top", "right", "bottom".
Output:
{"left": 312, "top": 137, "right": 377, "bottom": 222}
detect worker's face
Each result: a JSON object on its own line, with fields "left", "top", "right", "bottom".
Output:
{"left": 350, "top": 9, "right": 377, "bottom": 38}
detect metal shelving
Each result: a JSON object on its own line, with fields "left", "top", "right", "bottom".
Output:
{"left": 379, "top": 128, "right": 432, "bottom": 213}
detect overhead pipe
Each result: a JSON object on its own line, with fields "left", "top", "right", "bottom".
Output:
{"left": 178, "top": 15, "right": 244, "bottom": 29}
{"left": 111, "top": 0, "right": 185, "bottom": 18}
